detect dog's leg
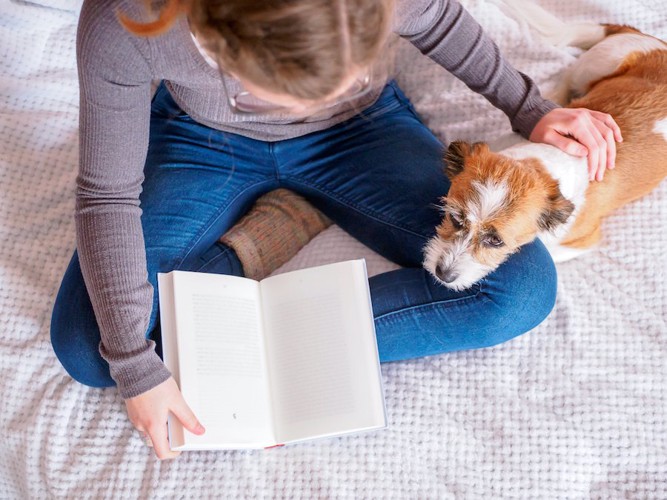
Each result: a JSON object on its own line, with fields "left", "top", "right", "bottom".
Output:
{"left": 543, "top": 240, "right": 597, "bottom": 263}
{"left": 494, "top": 1, "right": 665, "bottom": 102}
{"left": 493, "top": 0, "right": 605, "bottom": 104}
{"left": 492, "top": 0, "right": 606, "bottom": 48}
{"left": 560, "top": 202, "right": 604, "bottom": 250}
{"left": 544, "top": 70, "right": 574, "bottom": 106}
{"left": 561, "top": 221, "right": 602, "bottom": 249}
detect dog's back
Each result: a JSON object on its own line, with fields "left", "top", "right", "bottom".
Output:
{"left": 569, "top": 48, "right": 667, "bottom": 207}
{"left": 495, "top": 0, "right": 667, "bottom": 249}
{"left": 562, "top": 28, "right": 667, "bottom": 247}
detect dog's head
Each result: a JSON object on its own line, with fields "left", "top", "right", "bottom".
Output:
{"left": 423, "top": 141, "right": 575, "bottom": 290}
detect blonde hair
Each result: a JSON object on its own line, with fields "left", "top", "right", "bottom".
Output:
{"left": 118, "top": 0, "right": 394, "bottom": 100}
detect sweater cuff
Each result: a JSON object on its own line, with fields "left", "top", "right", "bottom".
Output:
{"left": 511, "top": 95, "right": 560, "bottom": 140}
{"left": 100, "top": 339, "right": 172, "bottom": 399}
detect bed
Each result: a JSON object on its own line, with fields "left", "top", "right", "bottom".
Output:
{"left": 1, "top": 0, "right": 665, "bottom": 497}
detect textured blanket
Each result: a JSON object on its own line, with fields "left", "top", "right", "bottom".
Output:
{"left": 1, "top": 0, "right": 665, "bottom": 498}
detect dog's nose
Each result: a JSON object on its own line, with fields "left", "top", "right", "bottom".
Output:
{"left": 435, "top": 263, "right": 458, "bottom": 283}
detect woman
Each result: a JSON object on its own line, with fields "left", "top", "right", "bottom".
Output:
{"left": 51, "top": 0, "right": 621, "bottom": 459}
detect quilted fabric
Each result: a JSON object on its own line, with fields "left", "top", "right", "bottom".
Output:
{"left": 0, "top": 0, "right": 665, "bottom": 497}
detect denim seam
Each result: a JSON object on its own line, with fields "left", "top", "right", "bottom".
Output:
{"left": 174, "top": 178, "right": 278, "bottom": 268}
{"left": 192, "top": 244, "right": 235, "bottom": 272}
{"left": 355, "top": 98, "right": 409, "bottom": 122}
{"left": 268, "top": 142, "right": 280, "bottom": 180}
{"left": 375, "top": 288, "right": 488, "bottom": 325}
{"left": 380, "top": 81, "right": 421, "bottom": 121}
{"left": 280, "top": 176, "right": 433, "bottom": 241}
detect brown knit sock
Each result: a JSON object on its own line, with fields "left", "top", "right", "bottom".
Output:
{"left": 219, "top": 189, "right": 332, "bottom": 280}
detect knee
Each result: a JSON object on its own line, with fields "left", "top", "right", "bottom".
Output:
{"left": 50, "top": 257, "right": 116, "bottom": 390}
{"left": 50, "top": 314, "right": 116, "bottom": 389}
{"left": 479, "top": 239, "right": 557, "bottom": 346}
{"left": 512, "top": 239, "right": 558, "bottom": 324}
{"left": 51, "top": 340, "right": 116, "bottom": 392}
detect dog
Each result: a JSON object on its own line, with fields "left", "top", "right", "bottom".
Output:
{"left": 423, "top": 3, "right": 667, "bottom": 291}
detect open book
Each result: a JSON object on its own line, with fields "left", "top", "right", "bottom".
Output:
{"left": 157, "top": 259, "right": 387, "bottom": 450}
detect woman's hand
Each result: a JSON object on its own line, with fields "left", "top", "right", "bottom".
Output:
{"left": 530, "top": 107, "right": 623, "bottom": 182}
{"left": 125, "top": 376, "right": 205, "bottom": 460}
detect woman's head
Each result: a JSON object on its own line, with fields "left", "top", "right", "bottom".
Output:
{"left": 119, "top": 0, "right": 394, "bottom": 107}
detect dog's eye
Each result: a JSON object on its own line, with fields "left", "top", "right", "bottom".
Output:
{"left": 449, "top": 213, "right": 463, "bottom": 229}
{"left": 485, "top": 235, "right": 504, "bottom": 248}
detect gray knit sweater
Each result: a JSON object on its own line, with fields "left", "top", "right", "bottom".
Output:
{"left": 75, "top": 0, "right": 557, "bottom": 398}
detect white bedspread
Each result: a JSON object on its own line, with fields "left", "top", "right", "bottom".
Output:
{"left": 1, "top": 0, "right": 665, "bottom": 497}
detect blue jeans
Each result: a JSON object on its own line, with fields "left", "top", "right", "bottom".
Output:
{"left": 50, "top": 81, "right": 557, "bottom": 388}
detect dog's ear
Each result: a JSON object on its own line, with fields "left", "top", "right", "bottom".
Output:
{"left": 537, "top": 189, "right": 575, "bottom": 232}
{"left": 444, "top": 141, "right": 488, "bottom": 179}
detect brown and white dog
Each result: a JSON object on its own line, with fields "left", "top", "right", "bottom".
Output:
{"left": 423, "top": 3, "right": 667, "bottom": 291}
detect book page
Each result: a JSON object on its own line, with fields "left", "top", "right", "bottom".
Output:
{"left": 259, "top": 260, "right": 386, "bottom": 444}
{"left": 159, "top": 271, "right": 274, "bottom": 449}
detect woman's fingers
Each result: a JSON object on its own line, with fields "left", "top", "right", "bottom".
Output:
{"left": 542, "top": 130, "right": 587, "bottom": 157}
{"left": 575, "top": 116, "right": 606, "bottom": 181}
{"left": 171, "top": 395, "right": 206, "bottom": 436}
{"left": 148, "top": 422, "right": 181, "bottom": 460}
{"left": 597, "top": 120, "right": 616, "bottom": 173}
{"left": 532, "top": 108, "right": 623, "bottom": 182}
{"left": 124, "top": 377, "right": 195, "bottom": 460}
{"left": 592, "top": 115, "right": 618, "bottom": 171}
{"left": 591, "top": 110, "right": 623, "bottom": 143}
{"left": 579, "top": 111, "right": 618, "bottom": 179}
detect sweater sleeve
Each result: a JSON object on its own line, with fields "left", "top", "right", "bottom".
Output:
{"left": 76, "top": 0, "right": 171, "bottom": 398}
{"left": 394, "top": 0, "right": 558, "bottom": 138}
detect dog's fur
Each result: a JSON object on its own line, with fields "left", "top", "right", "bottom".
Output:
{"left": 424, "top": 9, "right": 667, "bottom": 291}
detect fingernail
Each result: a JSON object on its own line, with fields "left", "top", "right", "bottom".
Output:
{"left": 196, "top": 423, "right": 206, "bottom": 433}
